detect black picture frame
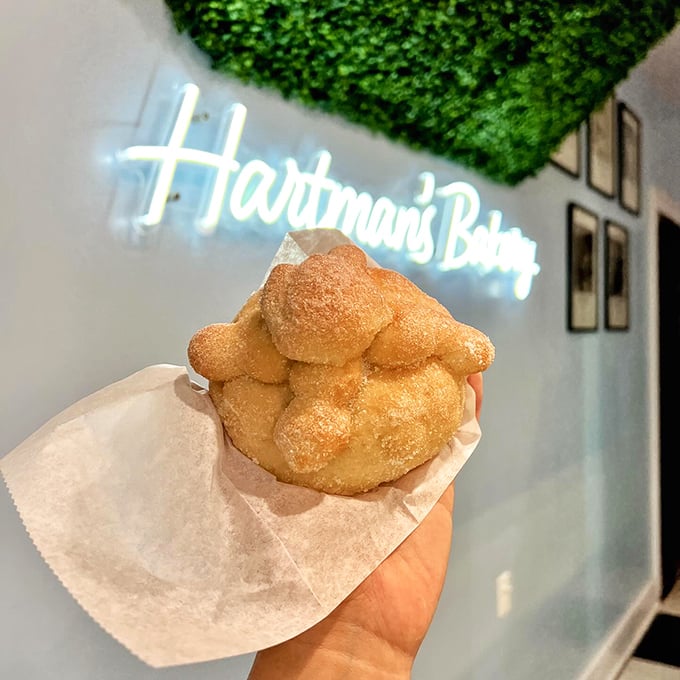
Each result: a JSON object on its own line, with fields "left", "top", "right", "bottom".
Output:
{"left": 568, "top": 203, "right": 599, "bottom": 332}
{"left": 587, "top": 95, "right": 616, "bottom": 198}
{"left": 605, "top": 221, "right": 630, "bottom": 330}
{"left": 618, "top": 103, "right": 641, "bottom": 216}
{"left": 550, "top": 128, "right": 580, "bottom": 178}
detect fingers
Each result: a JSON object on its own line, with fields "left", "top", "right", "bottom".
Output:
{"left": 466, "top": 373, "right": 484, "bottom": 421}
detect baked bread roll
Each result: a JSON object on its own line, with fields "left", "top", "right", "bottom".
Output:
{"left": 188, "top": 244, "right": 494, "bottom": 495}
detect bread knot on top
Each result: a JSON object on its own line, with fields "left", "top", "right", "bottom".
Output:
{"left": 188, "top": 244, "right": 495, "bottom": 495}
{"left": 187, "top": 291, "right": 290, "bottom": 385}
{"left": 261, "top": 244, "right": 393, "bottom": 366}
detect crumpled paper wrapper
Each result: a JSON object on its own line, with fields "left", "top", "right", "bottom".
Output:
{"left": 0, "top": 229, "right": 482, "bottom": 668}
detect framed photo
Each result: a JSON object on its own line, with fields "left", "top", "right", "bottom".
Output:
{"left": 618, "top": 103, "right": 641, "bottom": 215}
{"left": 587, "top": 95, "right": 616, "bottom": 198}
{"left": 605, "top": 221, "right": 630, "bottom": 330}
{"left": 568, "top": 203, "right": 599, "bottom": 331}
{"left": 551, "top": 128, "right": 580, "bottom": 177}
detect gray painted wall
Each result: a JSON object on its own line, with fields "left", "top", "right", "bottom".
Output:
{"left": 1, "top": 1, "right": 674, "bottom": 678}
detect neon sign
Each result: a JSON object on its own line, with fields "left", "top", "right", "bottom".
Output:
{"left": 118, "top": 83, "right": 540, "bottom": 299}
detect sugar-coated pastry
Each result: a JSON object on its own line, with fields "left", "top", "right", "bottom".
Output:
{"left": 188, "top": 243, "right": 495, "bottom": 495}
{"left": 188, "top": 291, "right": 290, "bottom": 384}
{"left": 260, "top": 245, "right": 392, "bottom": 366}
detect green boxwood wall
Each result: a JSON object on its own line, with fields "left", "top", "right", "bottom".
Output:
{"left": 164, "top": 1, "right": 679, "bottom": 185}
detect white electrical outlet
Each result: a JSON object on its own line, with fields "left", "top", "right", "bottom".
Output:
{"left": 496, "top": 570, "right": 513, "bottom": 619}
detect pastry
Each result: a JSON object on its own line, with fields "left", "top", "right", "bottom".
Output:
{"left": 188, "top": 244, "right": 494, "bottom": 495}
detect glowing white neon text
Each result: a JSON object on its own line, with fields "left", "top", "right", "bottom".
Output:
{"left": 118, "top": 84, "right": 540, "bottom": 299}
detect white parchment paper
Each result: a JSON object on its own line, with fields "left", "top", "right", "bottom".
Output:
{"left": 0, "top": 230, "right": 482, "bottom": 668}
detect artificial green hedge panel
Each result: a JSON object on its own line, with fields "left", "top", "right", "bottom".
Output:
{"left": 165, "top": 1, "right": 679, "bottom": 185}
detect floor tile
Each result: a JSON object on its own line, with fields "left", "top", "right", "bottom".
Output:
{"left": 633, "top": 614, "right": 680, "bottom": 667}
{"left": 660, "top": 579, "right": 680, "bottom": 617}
{"left": 618, "top": 658, "right": 680, "bottom": 679}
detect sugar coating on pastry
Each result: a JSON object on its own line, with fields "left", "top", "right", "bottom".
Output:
{"left": 188, "top": 291, "right": 290, "bottom": 384}
{"left": 260, "top": 245, "right": 393, "bottom": 365}
{"left": 188, "top": 244, "right": 495, "bottom": 495}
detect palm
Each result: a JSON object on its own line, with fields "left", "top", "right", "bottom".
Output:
{"left": 249, "top": 375, "right": 483, "bottom": 679}
{"left": 329, "top": 485, "right": 454, "bottom": 657}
